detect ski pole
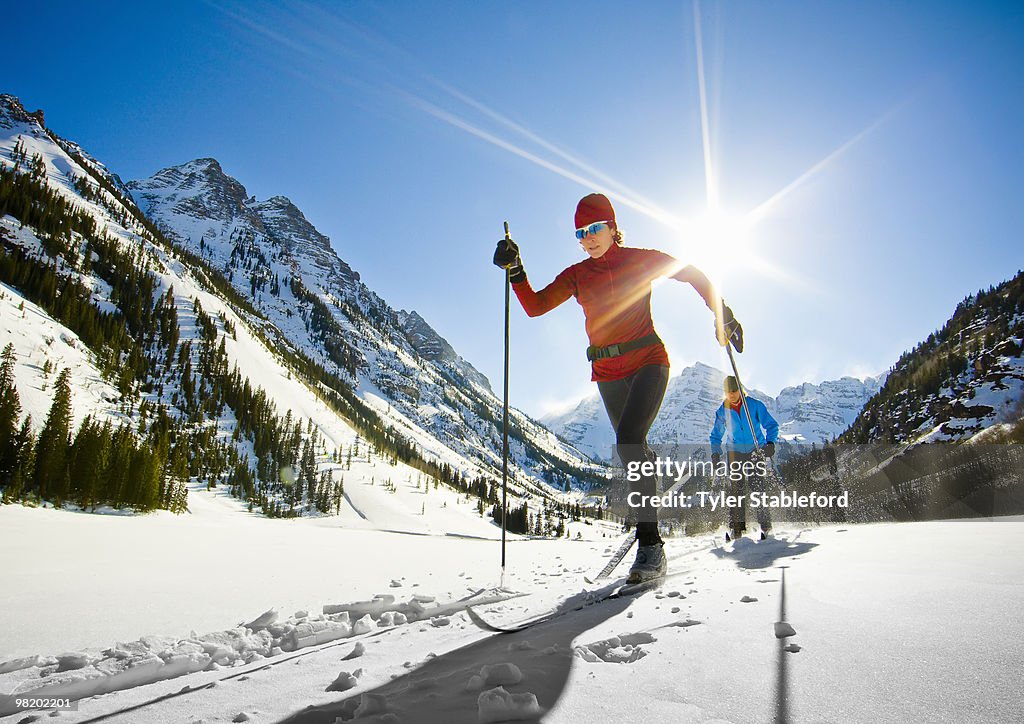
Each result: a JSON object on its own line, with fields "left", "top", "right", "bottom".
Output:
{"left": 500, "top": 221, "right": 511, "bottom": 578}
{"left": 727, "top": 344, "right": 786, "bottom": 498}
{"left": 726, "top": 344, "right": 761, "bottom": 454}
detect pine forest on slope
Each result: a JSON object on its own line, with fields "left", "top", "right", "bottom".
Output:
{"left": 0, "top": 94, "right": 603, "bottom": 535}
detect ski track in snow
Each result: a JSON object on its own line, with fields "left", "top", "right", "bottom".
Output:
{"left": 2, "top": 510, "right": 1022, "bottom": 723}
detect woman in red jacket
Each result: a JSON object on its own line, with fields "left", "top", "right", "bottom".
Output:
{"left": 493, "top": 193, "right": 743, "bottom": 583}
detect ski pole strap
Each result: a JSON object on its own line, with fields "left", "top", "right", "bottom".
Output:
{"left": 586, "top": 333, "right": 662, "bottom": 362}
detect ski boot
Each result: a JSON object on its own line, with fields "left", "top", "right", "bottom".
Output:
{"left": 626, "top": 542, "right": 667, "bottom": 584}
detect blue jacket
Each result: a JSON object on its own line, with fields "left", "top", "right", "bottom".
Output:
{"left": 710, "top": 397, "right": 779, "bottom": 455}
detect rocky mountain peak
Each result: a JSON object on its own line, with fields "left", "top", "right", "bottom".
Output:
{"left": 126, "top": 159, "right": 504, "bottom": 416}
{"left": 128, "top": 157, "right": 256, "bottom": 236}
{"left": 398, "top": 310, "right": 492, "bottom": 393}
{"left": 248, "top": 194, "right": 338, "bottom": 273}
{"left": 0, "top": 95, "right": 45, "bottom": 132}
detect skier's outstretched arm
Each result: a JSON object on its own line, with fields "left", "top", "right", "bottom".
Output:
{"left": 511, "top": 271, "right": 575, "bottom": 317}
{"left": 670, "top": 263, "right": 744, "bottom": 353}
{"left": 670, "top": 263, "right": 718, "bottom": 311}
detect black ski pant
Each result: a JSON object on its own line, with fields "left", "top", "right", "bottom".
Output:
{"left": 727, "top": 450, "right": 772, "bottom": 533}
{"left": 597, "top": 364, "right": 669, "bottom": 547}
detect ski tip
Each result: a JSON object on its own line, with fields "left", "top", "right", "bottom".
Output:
{"left": 614, "top": 578, "right": 662, "bottom": 597}
{"left": 466, "top": 605, "right": 545, "bottom": 634}
{"left": 465, "top": 605, "right": 508, "bottom": 633}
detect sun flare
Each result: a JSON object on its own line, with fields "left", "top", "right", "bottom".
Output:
{"left": 673, "top": 208, "right": 753, "bottom": 280}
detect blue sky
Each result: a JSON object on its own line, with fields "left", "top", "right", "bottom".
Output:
{"left": 6, "top": 1, "right": 1024, "bottom": 417}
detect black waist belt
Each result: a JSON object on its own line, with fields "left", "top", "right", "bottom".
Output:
{"left": 586, "top": 333, "right": 662, "bottom": 362}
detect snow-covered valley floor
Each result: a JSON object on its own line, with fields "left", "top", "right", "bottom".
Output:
{"left": 2, "top": 491, "right": 1022, "bottom": 723}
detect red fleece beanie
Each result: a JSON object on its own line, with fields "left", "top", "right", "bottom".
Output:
{"left": 575, "top": 193, "right": 616, "bottom": 230}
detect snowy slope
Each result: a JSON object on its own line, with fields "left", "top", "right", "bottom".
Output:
{"left": 843, "top": 277, "right": 1024, "bottom": 446}
{"left": 542, "top": 361, "right": 883, "bottom": 461}
{"left": 150, "top": 251, "right": 504, "bottom": 536}
{"left": 0, "top": 101, "right": 151, "bottom": 433}
{"left": 0, "top": 278, "right": 124, "bottom": 432}
{"left": 127, "top": 157, "right": 600, "bottom": 496}
{"left": 2, "top": 498, "right": 1020, "bottom": 723}
{"left": 912, "top": 338, "right": 1024, "bottom": 444}
{"left": 0, "top": 94, "right": 553, "bottom": 533}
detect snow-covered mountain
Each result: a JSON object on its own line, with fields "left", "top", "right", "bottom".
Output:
{"left": 398, "top": 309, "right": 493, "bottom": 394}
{"left": 0, "top": 93, "right": 601, "bottom": 532}
{"left": 843, "top": 273, "right": 1024, "bottom": 445}
{"left": 542, "top": 361, "right": 883, "bottom": 461}
{"left": 774, "top": 374, "right": 885, "bottom": 443}
{"left": 126, "top": 156, "right": 595, "bottom": 493}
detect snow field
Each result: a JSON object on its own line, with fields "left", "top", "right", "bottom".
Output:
{"left": 0, "top": 482, "right": 620, "bottom": 720}
{"left": 1, "top": 510, "right": 1022, "bottom": 722}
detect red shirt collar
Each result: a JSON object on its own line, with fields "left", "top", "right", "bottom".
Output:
{"left": 592, "top": 241, "right": 624, "bottom": 264}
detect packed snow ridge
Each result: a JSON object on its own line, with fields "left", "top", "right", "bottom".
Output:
{"left": 0, "top": 588, "right": 518, "bottom": 717}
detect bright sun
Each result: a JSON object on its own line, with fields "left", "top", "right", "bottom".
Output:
{"left": 674, "top": 208, "right": 753, "bottom": 281}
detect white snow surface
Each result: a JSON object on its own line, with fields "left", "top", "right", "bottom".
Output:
{"left": 2, "top": 495, "right": 1021, "bottom": 723}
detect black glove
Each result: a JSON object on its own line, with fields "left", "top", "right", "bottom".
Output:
{"left": 763, "top": 442, "right": 776, "bottom": 458}
{"left": 493, "top": 239, "right": 526, "bottom": 283}
{"left": 715, "top": 303, "right": 744, "bottom": 353}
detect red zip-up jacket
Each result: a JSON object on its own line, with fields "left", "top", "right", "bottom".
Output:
{"left": 512, "top": 242, "right": 712, "bottom": 382}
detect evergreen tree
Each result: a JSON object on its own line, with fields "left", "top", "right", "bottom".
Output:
{"left": 132, "top": 444, "right": 163, "bottom": 510}
{"left": 0, "top": 343, "right": 21, "bottom": 483}
{"left": 300, "top": 438, "right": 316, "bottom": 508}
{"left": 105, "top": 426, "right": 133, "bottom": 506}
{"left": 69, "top": 417, "right": 109, "bottom": 510}
{"left": 33, "top": 368, "right": 73, "bottom": 502}
{"left": 6, "top": 416, "right": 34, "bottom": 501}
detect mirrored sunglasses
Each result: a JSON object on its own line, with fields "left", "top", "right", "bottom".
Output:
{"left": 575, "top": 221, "right": 611, "bottom": 240}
